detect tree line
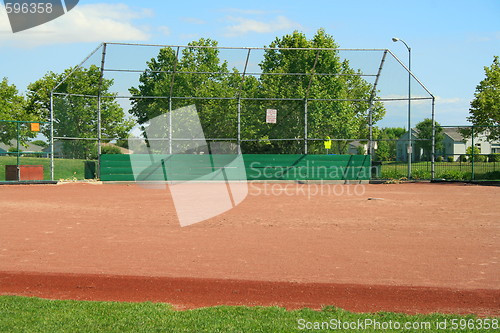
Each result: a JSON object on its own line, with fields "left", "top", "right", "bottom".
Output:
{"left": 1, "top": 30, "right": 497, "bottom": 159}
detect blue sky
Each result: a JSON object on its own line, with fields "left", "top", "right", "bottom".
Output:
{"left": 1, "top": 0, "right": 499, "bottom": 127}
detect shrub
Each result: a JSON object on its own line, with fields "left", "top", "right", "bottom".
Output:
{"left": 470, "top": 154, "right": 487, "bottom": 162}
{"left": 459, "top": 155, "right": 467, "bottom": 162}
{"left": 436, "top": 170, "right": 469, "bottom": 181}
{"left": 436, "top": 156, "right": 443, "bottom": 162}
{"left": 411, "top": 169, "right": 431, "bottom": 179}
{"left": 380, "top": 169, "right": 406, "bottom": 180}
{"left": 447, "top": 156, "right": 455, "bottom": 162}
{"left": 30, "top": 140, "right": 48, "bottom": 148}
{"left": 488, "top": 154, "right": 500, "bottom": 162}
{"left": 465, "top": 146, "right": 487, "bottom": 162}
{"left": 483, "top": 170, "right": 500, "bottom": 180}
{"left": 101, "top": 145, "right": 122, "bottom": 154}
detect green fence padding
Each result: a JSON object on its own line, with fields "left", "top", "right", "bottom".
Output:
{"left": 100, "top": 154, "right": 371, "bottom": 181}
{"left": 84, "top": 161, "right": 96, "bottom": 179}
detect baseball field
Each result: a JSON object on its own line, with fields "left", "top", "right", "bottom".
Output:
{"left": 0, "top": 182, "right": 499, "bottom": 331}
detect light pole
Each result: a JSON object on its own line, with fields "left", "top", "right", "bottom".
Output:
{"left": 392, "top": 37, "right": 412, "bottom": 179}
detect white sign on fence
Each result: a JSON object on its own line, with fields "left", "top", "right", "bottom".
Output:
{"left": 266, "top": 109, "right": 277, "bottom": 124}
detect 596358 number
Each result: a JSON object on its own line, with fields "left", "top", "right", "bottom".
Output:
{"left": 5, "top": 2, "right": 53, "bottom": 14}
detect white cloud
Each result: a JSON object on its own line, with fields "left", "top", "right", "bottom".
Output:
{"left": 0, "top": 3, "right": 154, "bottom": 48}
{"left": 224, "top": 15, "right": 301, "bottom": 37}
{"left": 179, "top": 33, "right": 201, "bottom": 40}
{"left": 435, "top": 97, "right": 468, "bottom": 105}
{"left": 158, "top": 25, "right": 171, "bottom": 36}
{"left": 181, "top": 17, "right": 206, "bottom": 25}
{"left": 221, "top": 8, "right": 276, "bottom": 15}
{"left": 467, "top": 31, "right": 500, "bottom": 43}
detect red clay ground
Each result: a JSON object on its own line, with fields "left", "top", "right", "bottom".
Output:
{"left": 0, "top": 182, "right": 499, "bottom": 315}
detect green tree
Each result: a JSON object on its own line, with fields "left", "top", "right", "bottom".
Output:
{"left": 101, "top": 145, "right": 122, "bottom": 154}
{"left": 129, "top": 31, "right": 385, "bottom": 154}
{"left": 258, "top": 29, "right": 386, "bottom": 153}
{"left": 30, "top": 140, "right": 48, "bottom": 148}
{"left": 26, "top": 65, "right": 133, "bottom": 159}
{"left": 467, "top": 56, "right": 500, "bottom": 140}
{"left": 129, "top": 38, "right": 257, "bottom": 152}
{"left": 466, "top": 146, "right": 487, "bottom": 162}
{"left": 0, "top": 78, "right": 38, "bottom": 145}
{"left": 415, "top": 119, "right": 443, "bottom": 161}
{"left": 374, "top": 127, "right": 406, "bottom": 161}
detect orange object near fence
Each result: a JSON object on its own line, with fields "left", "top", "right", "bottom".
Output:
{"left": 30, "top": 122, "right": 40, "bottom": 131}
{"left": 5, "top": 165, "right": 44, "bottom": 181}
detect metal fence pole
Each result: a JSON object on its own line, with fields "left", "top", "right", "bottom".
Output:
{"left": 303, "top": 50, "right": 320, "bottom": 156}
{"left": 367, "top": 50, "right": 387, "bottom": 160}
{"left": 407, "top": 47, "right": 412, "bottom": 180}
{"left": 168, "top": 97, "right": 173, "bottom": 154}
{"left": 16, "top": 121, "right": 20, "bottom": 181}
{"left": 49, "top": 91, "right": 54, "bottom": 181}
{"left": 431, "top": 97, "right": 436, "bottom": 180}
{"left": 49, "top": 93, "right": 54, "bottom": 181}
{"left": 168, "top": 47, "right": 180, "bottom": 155}
{"left": 471, "top": 125, "right": 475, "bottom": 181}
{"left": 236, "top": 49, "right": 251, "bottom": 155}
{"left": 237, "top": 98, "right": 242, "bottom": 154}
{"left": 304, "top": 98, "right": 308, "bottom": 154}
{"left": 96, "top": 43, "right": 107, "bottom": 179}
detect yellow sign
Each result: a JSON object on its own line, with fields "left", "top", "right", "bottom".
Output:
{"left": 30, "top": 122, "right": 40, "bottom": 132}
{"left": 324, "top": 136, "right": 332, "bottom": 149}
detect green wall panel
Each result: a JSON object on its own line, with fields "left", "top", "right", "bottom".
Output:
{"left": 100, "top": 154, "right": 371, "bottom": 181}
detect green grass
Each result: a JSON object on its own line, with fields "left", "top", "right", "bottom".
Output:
{"left": 379, "top": 161, "right": 500, "bottom": 180}
{"left": 0, "top": 156, "right": 94, "bottom": 181}
{"left": 0, "top": 296, "right": 498, "bottom": 332}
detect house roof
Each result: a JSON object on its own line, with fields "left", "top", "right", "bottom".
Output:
{"left": 442, "top": 127, "right": 465, "bottom": 142}
{"left": 0, "top": 141, "right": 44, "bottom": 152}
{"left": 397, "top": 127, "right": 468, "bottom": 142}
{"left": 39, "top": 141, "right": 133, "bottom": 154}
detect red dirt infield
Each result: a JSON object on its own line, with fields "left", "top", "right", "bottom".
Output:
{"left": 0, "top": 182, "right": 499, "bottom": 315}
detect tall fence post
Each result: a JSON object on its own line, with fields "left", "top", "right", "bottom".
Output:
{"left": 303, "top": 50, "right": 320, "bottom": 156}
{"left": 96, "top": 43, "right": 107, "bottom": 179}
{"left": 368, "top": 50, "right": 387, "bottom": 162}
{"left": 236, "top": 48, "right": 251, "bottom": 155}
{"left": 16, "top": 121, "right": 20, "bottom": 181}
{"left": 431, "top": 96, "right": 436, "bottom": 180}
{"left": 237, "top": 98, "right": 242, "bottom": 154}
{"left": 471, "top": 125, "right": 475, "bottom": 181}
{"left": 168, "top": 97, "right": 173, "bottom": 154}
{"left": 304, "top": 98, "right": 308, "bottom": 154}
{"left": 50, "top": 93, "right": 54, "bottom": 181}
{"left": 168, "top": 47, "right": 180, "bottom": 155}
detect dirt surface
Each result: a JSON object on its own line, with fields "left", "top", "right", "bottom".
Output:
{"left": 0, "top": 182, "right": 499, "bottom": 315}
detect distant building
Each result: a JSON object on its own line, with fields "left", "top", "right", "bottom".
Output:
{"left": 0, "top": 141, "right": 45, "bottom": 156}
{"left": 396, "top": 127, "right": 500, "bottom": 162}
{"left": 347, "top": 141, "right": 377, "bottom": 155}
{"left": 41, "top": 141, "right": 133, "bottom": 159}
{"left": 42, "top": 141, "right": 64, "bottom": 158}
{"left": 440, "top": 127, "right": 500, "bottom": 160}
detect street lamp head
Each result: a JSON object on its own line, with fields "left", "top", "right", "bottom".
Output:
{"left": 392, "top": 37, "right": 400, "bottom": 42}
